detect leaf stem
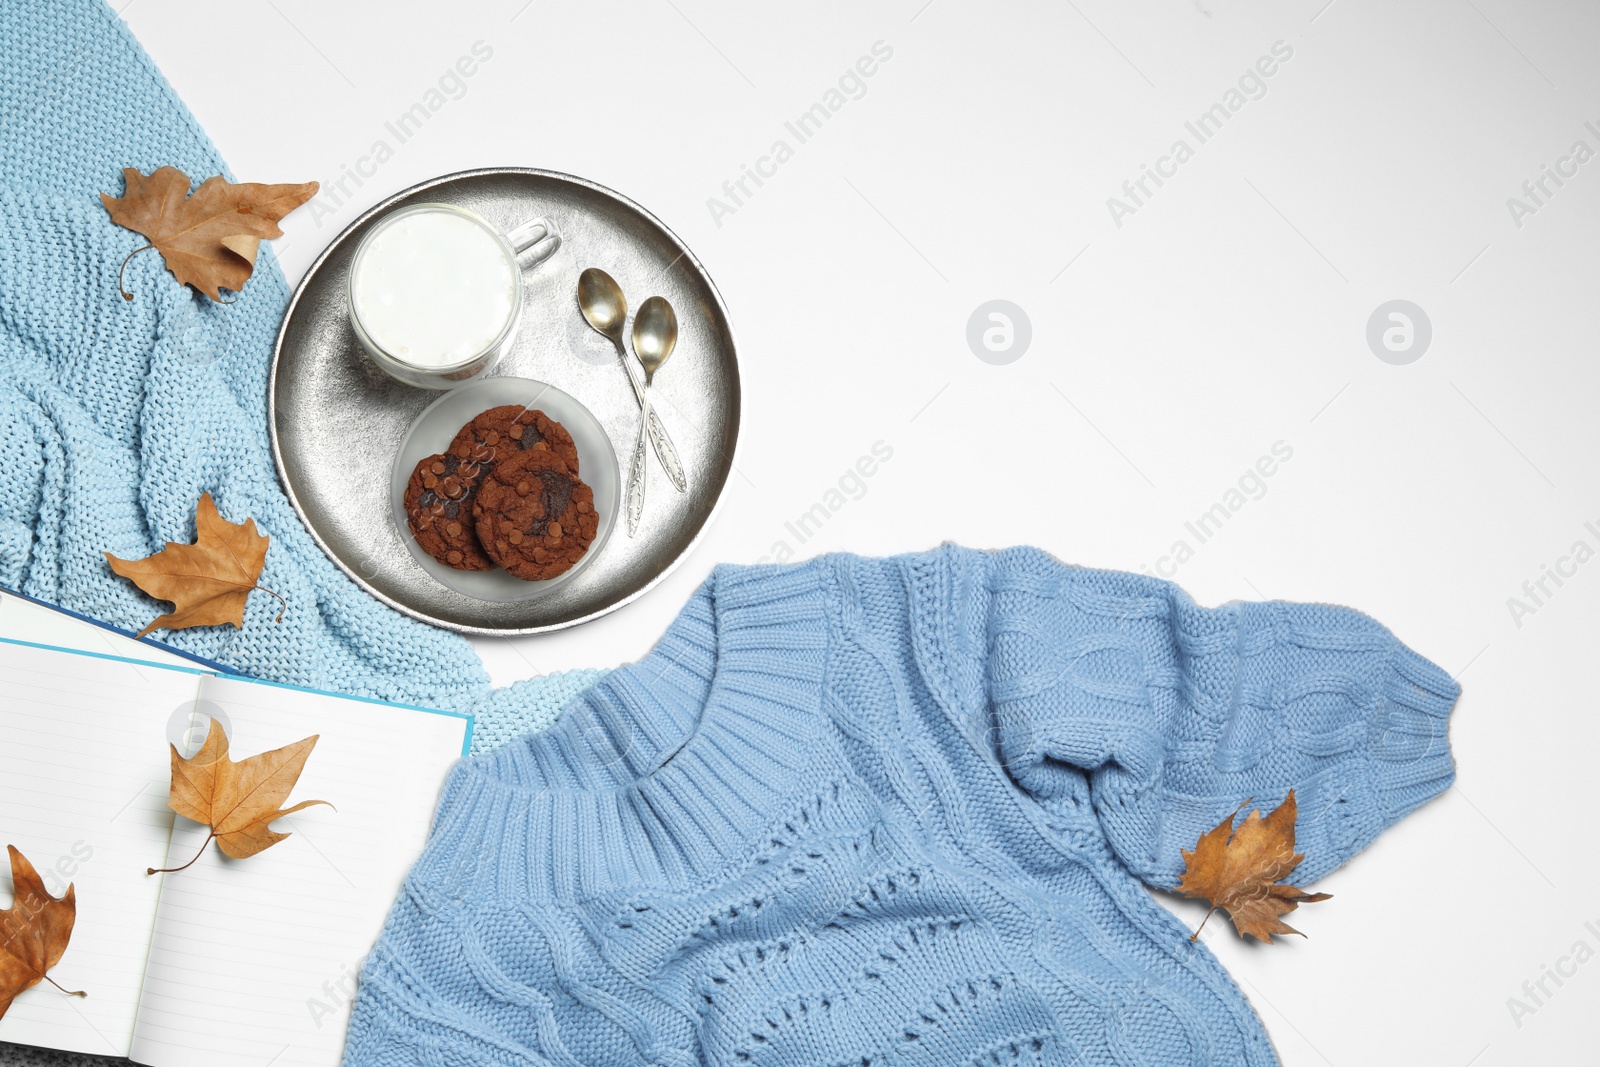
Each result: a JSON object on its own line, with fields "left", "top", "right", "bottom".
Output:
{"left": 44, "top": 976, "right": 86, "bottom": 998}
{"left": 1190, "top": 906, "right": 1217, "bottom": 942}
{"left": 148, "top": 832, "right": 214, "bottom": 876}
{"left": 253, "top": 583, "right": 288, "bottom": 624}
{"left": 117, "top": 243, "right": 154, "bottom": 301}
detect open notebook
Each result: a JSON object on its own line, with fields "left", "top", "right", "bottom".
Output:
{"left": 0, "top": 590, "right": 472, "bottom": 1066}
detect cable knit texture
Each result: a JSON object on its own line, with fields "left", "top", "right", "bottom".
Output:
{"left": 345, "top": 546, "right": 1460, "bottom": 1067}
{"left": 0, "top": 0, "right": 603, "bottom": 760}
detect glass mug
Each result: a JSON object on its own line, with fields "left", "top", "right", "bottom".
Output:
{"left": 346, "top": 203, "right": 561, "bottom": 389}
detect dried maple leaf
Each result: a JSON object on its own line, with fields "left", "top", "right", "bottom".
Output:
{"left": 151, "top": 717, "right": 332, "bottom": 875}
{"left": 105, "top": 492, "right": 285, "bottom": 639}
{"left": 1177, "top": 790, "right": 1332, "bottom": 943}
{"left": 0, "top": 846, "right": 85, "bottom": 1020}
{"left": 100, "top": 166, "right": 318, "bottom": 302}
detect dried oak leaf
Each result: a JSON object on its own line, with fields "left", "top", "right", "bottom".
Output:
{"left": 100, "top": 165, "right": 318, "bottom": 302}
{"left": 1177, "top": 790, "right": 1331, "bottom": 943}
{"left": 105, "top": 492, "right": 285, "bottom": 639}
{"left": 152, "top": 717, "right": 332, "bottom": 875}
{"left": 0, "top": 846, "right": 85, "bottom": 1020}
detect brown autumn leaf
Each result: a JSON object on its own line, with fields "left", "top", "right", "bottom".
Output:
{"left": 151, "top": 717, "right": 332, "bottom": 875}
{"left": 100, "top": 165, "right": 318, "bottom": 302}
{"left": 104, "top": 492, "right": 285, "bottom": 639}
{"left": 0, "top": 846, "right": 85, "bottom": 1020}
{"left": 1177, "top": 790, "right": 1332, "bottom": 943}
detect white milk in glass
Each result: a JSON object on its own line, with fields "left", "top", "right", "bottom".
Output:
{"left": 350, "top": 208, "right": 519, "bottom": 369}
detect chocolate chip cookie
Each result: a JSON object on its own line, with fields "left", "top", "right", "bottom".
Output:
{"left": 447, "top": 406, "right": 580, "bottom": 475}
{"left": 403, "top": 450, "right": 492, "bottom": 571}
{"left": 471, "top": 449, "right": 598, "bottom": 581}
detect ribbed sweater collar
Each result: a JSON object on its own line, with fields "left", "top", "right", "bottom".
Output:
{"left": 413, "top": 563, "right": 833, "bottom": 900}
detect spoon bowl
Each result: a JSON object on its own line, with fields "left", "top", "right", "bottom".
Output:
{"left": 577, "top": 267, "right": 628, "bottom": 341}
{"left": 632, "top": 296, "right": 679, "bottom": 387}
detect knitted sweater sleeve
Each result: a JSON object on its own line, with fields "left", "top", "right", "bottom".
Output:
{"left": 940, "top": 546, "right": 1461, "bottom": 888}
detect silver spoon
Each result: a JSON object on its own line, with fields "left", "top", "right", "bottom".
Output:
{"left": 576, "top": 269, "right": 688, "bottom": 511}
{"left": 633, "top": 296, "right": 678, "bottom": 390}
{"left": 622, "top": 297, "right": 679, "bottom": 534}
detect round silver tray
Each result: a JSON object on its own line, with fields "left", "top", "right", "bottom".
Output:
{"left": 269, "top": 168, "right": 740, "bottom": 634}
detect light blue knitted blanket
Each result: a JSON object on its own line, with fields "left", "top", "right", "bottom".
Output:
{"left": 0, "top": 0, "right": 603, "bottom": 759}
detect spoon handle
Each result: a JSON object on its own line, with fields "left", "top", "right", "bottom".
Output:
{"left": 644, "top": 406, "right": 687, "bottom": 493}
{"left": 612, "top": 342, "right": 688, "bottom": 493}
{"left": 625, "top": 406, "right": 647, "bottom": 536}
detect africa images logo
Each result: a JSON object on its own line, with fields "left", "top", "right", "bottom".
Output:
{"left": 1105, "top": 40, "right": 1295, "bottom": 228}
{"left": 1366, "top": 300, "right": 1432, "bottom": 365}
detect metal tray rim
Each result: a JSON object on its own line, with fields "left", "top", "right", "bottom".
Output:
{"left": 267, "top": 166, "right": 741, "bottom": 636}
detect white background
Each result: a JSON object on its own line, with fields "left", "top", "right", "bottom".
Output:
{"left": 112, "top": 0, "right": 1600, "bottom": 1063}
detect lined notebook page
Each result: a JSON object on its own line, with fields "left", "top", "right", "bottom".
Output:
{"left": 130, "top": 676, "right": 468, "bottom": 1067}
{"left": 0, "top": 640, "right": 201, "bottom": 1058}
{"left": 0, "top": 591, "right": 198, "bottom": 670}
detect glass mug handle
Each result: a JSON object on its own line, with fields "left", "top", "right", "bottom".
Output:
{"left": 505, "top": 216, "right": 561, "bottom": 268}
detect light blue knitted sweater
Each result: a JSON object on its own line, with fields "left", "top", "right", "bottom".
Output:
{"left": 346, "top": 546, "right": 1460, "bottom": 1066}
{"left": 0, "top": 0, "right": 600, "bottom": 751}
